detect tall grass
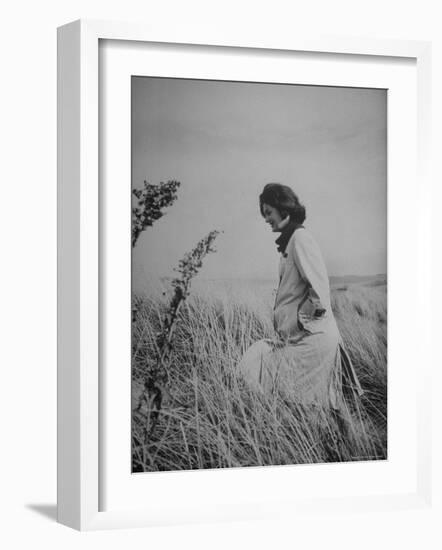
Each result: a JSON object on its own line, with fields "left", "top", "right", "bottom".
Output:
{"left": 132, "top": 281, "right": 387, "bottom": 472}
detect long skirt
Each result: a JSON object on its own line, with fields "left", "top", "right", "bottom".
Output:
{"left": 237, "top": 322, "right": 352, "bottom": 409}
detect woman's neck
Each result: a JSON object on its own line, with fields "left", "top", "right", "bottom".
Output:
{"left": 275, "top": 218, "right": 304, "bottom": 255}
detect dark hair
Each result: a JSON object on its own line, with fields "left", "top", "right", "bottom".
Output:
{"left": 259, "top": 183, "right": 306, "bottom": 224}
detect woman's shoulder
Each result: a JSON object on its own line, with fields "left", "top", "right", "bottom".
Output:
{"left": 290, "top": 226, "right": 316, "bottom": 247}
{"left": 288, "top": 227, "right": 321, "bottom": 257}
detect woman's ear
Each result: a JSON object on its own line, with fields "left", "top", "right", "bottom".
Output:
{"left": 277, "top": 215, "right": 291, "bottom": 231}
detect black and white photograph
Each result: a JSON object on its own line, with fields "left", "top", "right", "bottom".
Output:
{"left": 3, "top": 0, "right": 439, "bottom": 542}
{"left": 131, "top": 76, "right": 387, "bottom": 473}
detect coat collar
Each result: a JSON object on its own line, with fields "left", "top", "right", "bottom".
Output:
{"left": 275, "top": 220, "right": 304, "bottom": 255}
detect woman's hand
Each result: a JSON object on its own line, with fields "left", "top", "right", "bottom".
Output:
{"left": 297, "top": 288, "right": 326, "bottom": 331}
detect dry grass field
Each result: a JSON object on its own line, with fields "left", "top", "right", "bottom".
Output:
{"left": 131, "top": 276, "right": 387, "bottom": 472}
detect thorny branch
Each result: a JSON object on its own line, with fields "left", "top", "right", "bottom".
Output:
{"left": 135, "top": 230, "right": 222, "bottom": 442}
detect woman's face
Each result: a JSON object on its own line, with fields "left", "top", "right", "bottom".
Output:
{"left": 262, "top": 203, "right": 284, "bottom": 232}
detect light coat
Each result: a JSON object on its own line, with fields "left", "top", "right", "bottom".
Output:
{"left": 238, "top": 228, "right": 363, "bottom": 407}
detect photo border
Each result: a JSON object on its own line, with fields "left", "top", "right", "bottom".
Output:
{"left": 57, "top": 19, "right": 432, "bottom": 530}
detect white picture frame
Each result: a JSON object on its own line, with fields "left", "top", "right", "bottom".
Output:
{"left": 57, "top": 19, "right": 432, "bottom": 531}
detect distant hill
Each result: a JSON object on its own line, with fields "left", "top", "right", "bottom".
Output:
{"left": 160, "top": 274, "right": 388, "bottom": 286}
{"left": 330, "top": 274, "right": 387, "bottom": 287}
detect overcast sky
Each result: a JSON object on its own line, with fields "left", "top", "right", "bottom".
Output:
{"left": 132, "top": 77, "right": 386, "bottom": 292}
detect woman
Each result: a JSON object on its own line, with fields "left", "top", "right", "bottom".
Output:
{"left": 238, "top": 183, "right": 362, "bottom": 409}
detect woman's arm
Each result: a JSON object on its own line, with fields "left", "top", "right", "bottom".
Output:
{"left": 291, "top": 229, "right": 331, "bottom": 314}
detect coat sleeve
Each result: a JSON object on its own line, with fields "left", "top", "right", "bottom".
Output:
{"left": 291, "top": 229, "right": 331, "bottom": 315}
